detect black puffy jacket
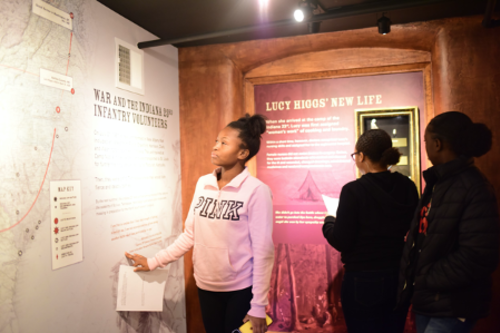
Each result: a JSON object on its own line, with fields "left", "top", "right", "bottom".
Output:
{"left": 398, "top": 157, "right": 499, "bottom": 319}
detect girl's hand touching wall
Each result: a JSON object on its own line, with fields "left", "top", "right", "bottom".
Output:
{"left": 125, "top": 252, "right": 150, "bottom": 272}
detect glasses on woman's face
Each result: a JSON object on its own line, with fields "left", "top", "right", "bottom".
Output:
{"left": 350, "top": 152, "right": 360, "bottom": 161}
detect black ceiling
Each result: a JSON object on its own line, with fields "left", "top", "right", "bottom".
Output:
{"left": 97, "top": 0, "right": 495, "bottom": 48}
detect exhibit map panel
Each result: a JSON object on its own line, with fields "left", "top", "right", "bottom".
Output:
{"left": 255, "top": 72, "right": 425, "bottom": 332}
{"left": 0, "top": 1, "right": 185, "bottom": 332}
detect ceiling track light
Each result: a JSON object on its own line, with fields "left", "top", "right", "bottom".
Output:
{"left": 377, "top": 14, "right": 391, "bottom": 35}
{"left": 294, "top": 0, "right": 312, "bottom": 22}
{"left": 294, "top": 0, "right": 327, "bottom": 23}
{"left": 482, "top": 0, "right": 500, "bottom": 28}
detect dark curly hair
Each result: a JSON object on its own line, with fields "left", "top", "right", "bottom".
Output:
{"left": 227, "top": 113, "right": 267, "bottom": 161}
{"left": 355, "top": 129, "right": 401, "bottom": 166}
{"left": 427, "top": 111, "right": 492, "bottom": 158}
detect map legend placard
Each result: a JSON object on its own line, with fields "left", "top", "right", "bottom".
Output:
{"left": 50, "top": 180, "right": 83, "bottom": 270}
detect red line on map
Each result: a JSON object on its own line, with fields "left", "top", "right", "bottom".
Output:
{"left": 59, "top": 32, "right": 74, "bottom": 103}
{"left": 0, "top": 63, "right": 39, "bottom": 77}
{"left": 0, "top": 129, "right": 57, "bottom": 233}
{"left": 65, "top": 32, "right": 73, "bottom": 75}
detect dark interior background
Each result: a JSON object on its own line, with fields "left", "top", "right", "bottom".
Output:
{"left": 97, "top": 0, "right": 496, "bottom": 47}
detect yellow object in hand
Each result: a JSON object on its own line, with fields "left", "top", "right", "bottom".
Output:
{"left": 238, "top": 315, "right": 273, "bottom": 333}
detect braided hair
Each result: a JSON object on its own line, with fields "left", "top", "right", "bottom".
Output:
{"left": 227, "top": 113, "right": 267, "bottom": 161}
{"left": 355, "top": 129, "right": 401, "bottom": 166}
{"left": 427, "top": 111, "right": 492, "bottom": 158}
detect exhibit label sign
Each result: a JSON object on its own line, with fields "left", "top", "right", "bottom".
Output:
{"left": 32, "top": 0, "right": 73, "bottom": 30}
{"left": 255, "top": 73, "right": 425, "bottom": 245}
{"left": 40, "top": 68, "right": 73, "bottom": 91}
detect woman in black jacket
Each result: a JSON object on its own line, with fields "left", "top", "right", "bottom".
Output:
{"left": 398, "top": 111, "right": 499, "bottom": 333}
{"left": 323, "top": 129, "right": 419, "bottom": 333}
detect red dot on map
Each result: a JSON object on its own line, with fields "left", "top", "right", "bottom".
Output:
{"left": 70, "top": 13, "right": 74, "bottom": 19}
{"left": 54, "top": 218, "right": 58, "bottom": 224}
{"left": 71, "top": 88, "right": 75, "bottom": 95}
{"left": 56, "top": 106, "right": 61, "bottom": 113}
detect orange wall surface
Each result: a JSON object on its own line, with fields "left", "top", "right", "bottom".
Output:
{"left": 178, "top": 16, "right": 500, "bottom": 333}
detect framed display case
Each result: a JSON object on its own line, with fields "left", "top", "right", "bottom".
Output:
{"left": 355, "top": 106, "right": 421, "bottom": 193}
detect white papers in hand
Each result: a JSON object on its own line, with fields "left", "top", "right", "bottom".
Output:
{"left": 116, "top": 265, "right": 168, "bottom": 312}
{"left": 322, "top": 195, "right": 339, "bottom": 216}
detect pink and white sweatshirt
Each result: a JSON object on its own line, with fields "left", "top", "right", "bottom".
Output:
{"left": 148, "top": 167, "right": 275, "bottom": 318}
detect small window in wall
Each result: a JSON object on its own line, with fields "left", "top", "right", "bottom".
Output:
{"left": 115, "top": 38, "right": 144, "bottom": 95}
{"left": 118, "top": 45, "right": 131, "bottom": 85}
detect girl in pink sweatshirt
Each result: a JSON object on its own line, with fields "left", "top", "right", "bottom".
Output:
{"left": 126, "top": 114, "right": 274, "bottom": 333}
